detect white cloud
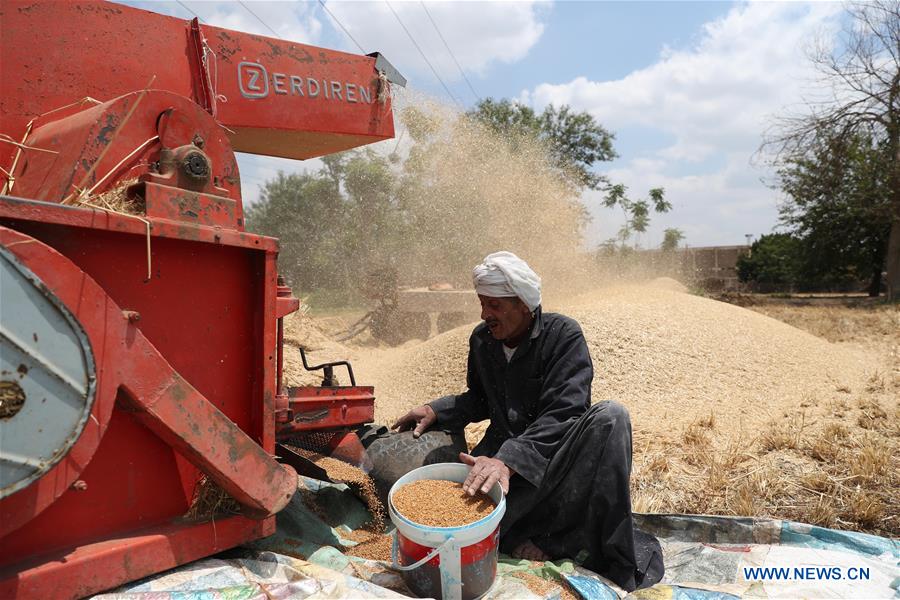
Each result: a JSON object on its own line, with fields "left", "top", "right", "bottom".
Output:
{"left": 197, "top": 2, "right": 323, "bottom": 44}
{"left": 527, "top": 2, "right": 842, "bottom": 159}
{"left": 520, "top": 2, "right": 844, "bottom": 247}
{"left": 123, "top": 1, "right": 324, "bottom": 44}
{"left": 325, "top": 1, "right": 549, "bottom": 83}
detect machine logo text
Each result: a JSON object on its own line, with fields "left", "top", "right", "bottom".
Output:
{"left": 238, "top": 61, "right": 373, "bottom": 104}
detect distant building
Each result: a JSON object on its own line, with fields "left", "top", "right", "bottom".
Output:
{"left": 640, "top": 245, "right": 751, "bottom": 291}
{"left": 680, "top": 245, "right": 750, "bottom": 291}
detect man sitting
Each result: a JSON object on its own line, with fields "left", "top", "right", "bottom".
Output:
{"left": 392, "top": 251, "right": 664, "bottom": 592}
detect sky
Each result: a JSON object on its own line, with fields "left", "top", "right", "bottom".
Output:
{"left": 119, "top": 0, "right": 847, "bottom": 249}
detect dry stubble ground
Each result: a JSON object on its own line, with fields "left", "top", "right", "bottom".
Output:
{"left": 288, "top": 286, "right": 898, "bottom": 538}
{"left": 721, "top": 298, "right": 899, "bottom": 536}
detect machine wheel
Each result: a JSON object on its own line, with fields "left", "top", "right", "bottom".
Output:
{"left": 358, "top": 426, "right": 468, "bottom": 505}
{"left": 0, "top": 245, "right": 97, "bottom": 500}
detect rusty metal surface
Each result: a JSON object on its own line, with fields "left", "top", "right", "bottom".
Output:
{"left": 0, "top": 515, "right": 274, "bottom": 600}
{"left": 143, "top": 183, "right": 241, "bottom": 229}
{"left": 278, "top": 386, "right": 376, "bottom": 436}
{"left": 117, "top": 356, "right": 298, "bottom": 518}
{"left": 0, "top": 227, "right": 124, "bottom": 541}
{"left": 0, "top": 222, "right": 296, "bottom": 511}
{"left": 0, "top": 2, "right": 399, "bottom": 594}
{"left": 7, "top": 91, "right": 241, "bottom": 209}
{"left": 0, "top": 218, "right": 292, "bottom": 595}
{"left": 0, "top": 196, "right": 277, "bottom": 251}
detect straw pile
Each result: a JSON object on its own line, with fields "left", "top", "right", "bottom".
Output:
{"left": 76, "top": 178, "right": 144, "bottom": 215}
{"left": 356, "top": 285, "right": 896, "bottom": 534}
{"left": 186, "top": 475, "right": 241, "bottom": 520}
{"left": 282, "top": 306, "right": 354, "bottom": 387}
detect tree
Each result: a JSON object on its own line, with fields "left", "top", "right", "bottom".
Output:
{"left": 468, "top": 98, "right": 617, "bottom": 191}
{"left": 737, "top": 233, "right": 803, "bottom": 286}
{"left": 763, "top": 1, "right": 900, "bottom": 300}
{"left": 248, "top": 98, "right": 627, "bottom": 300}
{"left": 661, "top": 228, "right": 685, "bottom": 252}
{"left": 244, "top": 170, "right": 348, "bottom": 291}
{"left": 777, "top": 131, "right": 891, "bottom": 295}
{"left": 602, "top": 184, "right": 670, "bottom": 248}
{"left": 340, "top": 149, "right": 404, "bottom": 272}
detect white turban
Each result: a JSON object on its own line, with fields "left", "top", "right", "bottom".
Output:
{"left": 472, "top": 251, "right": 542, "bottom": 311}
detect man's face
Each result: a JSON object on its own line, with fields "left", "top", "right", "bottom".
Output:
{"left": 478, "top": 295, "right": 533, "bottom": 344}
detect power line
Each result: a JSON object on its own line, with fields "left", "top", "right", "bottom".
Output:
{"left": 384, "top": 0, "right": 461, "bottom": 107}
{"left": 318, "top": 0, "right": 366, "bottom": 54}
{"left": 237, "top": 0, "right": 282, "bottom": 39}
{"left": 176, "top": 0, "right": 205, "bottom": 22}
{"left": 420, "top": 2, "right": 480, "bottom": 103}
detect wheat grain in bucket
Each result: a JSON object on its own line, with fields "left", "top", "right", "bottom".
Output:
{"left": 392, "top": 251, "right": 665, "bottom": 592}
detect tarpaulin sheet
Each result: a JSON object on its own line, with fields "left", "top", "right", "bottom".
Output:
{"left": 93, "top": 551, "right": 407, "bottom": 599}
{"left": 98, "top": 478, "right": 900, "bottom": 599}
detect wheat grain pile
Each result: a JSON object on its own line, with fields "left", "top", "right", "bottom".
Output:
{"left": 283, "top": 285, "right": 897, "bottom": 534}
{"left": 512, "top": 572, "right": 579, "bottom": 600}
{"left": 353, "top": 284, "right": 872, "bottom": 433}
{"left": 282, "top": 307, "right": 354, "bottom": 387}
{"left": 393, "top": 480, "right": 495, "bottom": 527}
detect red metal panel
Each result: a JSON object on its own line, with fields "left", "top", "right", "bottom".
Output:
{"left": 0, "top": 223, "right": 294, "bottom": 539}
{"left": 117, "top": 358, "right": 297, "bottom": 519}
{"left": 0, "top": 0, "right": 395, "bottom": 169}
{"left": 6, "top": 91, "right": 240, "bottom": 208}
{"left": 144, "top": 183, "right": 242, "bottom": 229}
{"left": 258, "top": 251, "right": 279, "bottom": 450}
{"left": 0, "top": 516, "right": 274, "bottom": 600}
{"left": 0, "top": 2, "right": 397, "bottom": 592}
{"left": 0, "top": 230, "right": 122, "bottom": 539}
{"left": 399, "top": 526, "right": 501, "bottom": 567}
{"left": 0, "top": 207, "right": 291, "bottom": 591}
{"left": 1, "top": 407, "right": 195, "bottom": 552}
{"left": 277, "top": 386, "right": 376, "bottom": 435}
{"left": 0, "top": 196, "right": 277, "bottom": 251}
{"left": 1, "top": 220, "right": 269, "bottom": 429}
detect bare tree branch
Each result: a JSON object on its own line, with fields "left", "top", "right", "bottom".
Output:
{"left": 759, "top": 0, "right": 900, "bottom": 299}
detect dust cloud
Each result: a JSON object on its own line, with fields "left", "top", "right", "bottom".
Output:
{"left": 375, "top": 92, "right": 599, "bottom": 298}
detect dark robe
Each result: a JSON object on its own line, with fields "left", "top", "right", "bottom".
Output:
{"left": 429, "top": 308, "right": 664, "bottom": 591}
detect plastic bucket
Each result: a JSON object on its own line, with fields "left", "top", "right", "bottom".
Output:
{"left": 388, "top": 463, "right": 506, "bottom": 600}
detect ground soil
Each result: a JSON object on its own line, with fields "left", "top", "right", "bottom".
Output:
{"left": 287, "top": 284, "right": 898, "bottom": 537}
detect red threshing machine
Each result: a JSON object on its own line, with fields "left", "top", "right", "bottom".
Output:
{"left": 0, "top": 2, "right": 404, "bottom": 597}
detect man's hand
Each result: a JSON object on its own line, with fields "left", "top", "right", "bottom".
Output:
{"left": 391, "top": 405, "right": 437, "bottom": 438}
{"left": 460, "top": 453, "right": 512, "bottom": 495}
